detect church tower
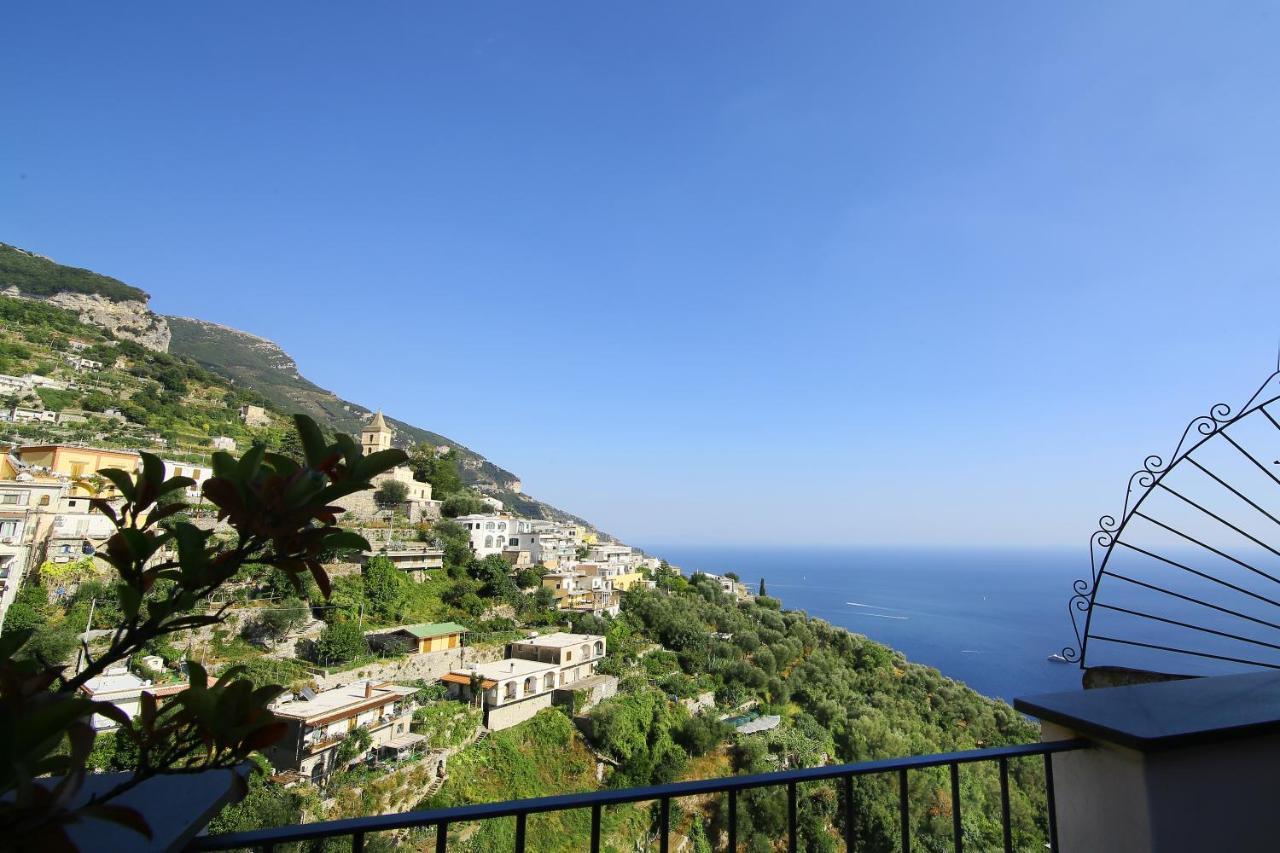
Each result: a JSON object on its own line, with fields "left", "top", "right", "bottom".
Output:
{"left": 362, "top": 411, "right": 393, "bottom": 456}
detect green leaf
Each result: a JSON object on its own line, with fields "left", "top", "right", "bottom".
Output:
{"left": 356, "top": 448, "right": 409, "bottom": 479}
{"left": 294, "top": 414, "right": 328, "bottom": 467}
{"left": 323, "top": 529, "right": 371, "bottom": 552}
{"left": 235, "top": 444, "right": 266, "bottom": 481}
{"left": 141, "top": 452, "right": 165, "bottom": 492}
{"left": 210, "top": 451, "right": 238, "bottom": 478}
{"left": 96, "top": 468, "right": 137, "bottom": 501}
{"left": 157, "top": 476, "right": 196, "bottom": 497}
{"left": 186, "top": 660, "right": 208, "bottom": 691}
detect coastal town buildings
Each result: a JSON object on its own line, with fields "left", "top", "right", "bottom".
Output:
{"left": 454, "top": 513, "right": 517, "bottom": 558}
{"left": 336, "top": 412, "right": 441, "bottom": 523}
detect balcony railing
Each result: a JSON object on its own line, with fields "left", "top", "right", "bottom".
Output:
{"left": 190, "top": 738, "right": 1085, "bottom": 853}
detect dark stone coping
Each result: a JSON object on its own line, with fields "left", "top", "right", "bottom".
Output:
{"left": 57, "top": 764, "right": 248, "bottom": 851}
{"left": 1014, "top": 670, "right": 1280, "bottom": 752}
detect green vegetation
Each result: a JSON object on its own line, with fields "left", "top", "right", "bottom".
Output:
{"left": 0, "top": 243, "right": 148, "bottom": 302}
{"left": 0, "top": 420, "right": 404, "bottom": 846}
{"left": 313, "top": 620, "right": 368, "bottom": 665}
{"left": 419, "top": 710, "right": 648, "bottom": 852}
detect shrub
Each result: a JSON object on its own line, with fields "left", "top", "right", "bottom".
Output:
{"left": 313, "top": 620, "right": 368, "bottom": 665}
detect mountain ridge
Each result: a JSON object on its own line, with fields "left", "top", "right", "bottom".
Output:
{"left": 0, "top": 241, "right": 596, "bottom": 531}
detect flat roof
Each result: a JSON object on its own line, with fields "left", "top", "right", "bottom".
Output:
{"left": 274, "top": 681, "right": 416, "bottom": 723}
{"left": 515, "top": 632, "right": 604, "bottom": 649}
{"left": 458, "top": 658, "right": 558, "bottom": 680}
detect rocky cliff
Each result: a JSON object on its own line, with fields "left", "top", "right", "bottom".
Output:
{"left": 0, "top": 243, "right": 171, "bottom": 351}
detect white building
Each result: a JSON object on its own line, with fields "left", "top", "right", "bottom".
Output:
{"left": 211, "top": 436, "right": 237, "bottom": 451}
{"left": 162, "top": 460, "right": 214, "bottom": 501}
{"left": 79, "top": 664, "right": 187, "bottom": 730}
{"left": 442, "top": 632, "right": 606, "bottom": 730}
{"left": 511, "top": 519, "right": 579, "bottom": 568}
{"left": 454, "top": 514, "right": 518, "bottom": 558}
{"left": 0, "top": 477, "right": 70, "bottom": 631}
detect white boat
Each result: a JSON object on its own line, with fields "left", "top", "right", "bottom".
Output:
{"left": 1046, "top": 653, "right": 1068, "bottom": 663}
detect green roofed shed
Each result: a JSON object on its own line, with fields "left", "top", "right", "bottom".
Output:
{"left": 392, "top": 622, "right": 468, "bottom": 654}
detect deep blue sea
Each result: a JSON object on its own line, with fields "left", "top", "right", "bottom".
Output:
{"left": 641, "top": 546, "right": 1087, "bottom": 703}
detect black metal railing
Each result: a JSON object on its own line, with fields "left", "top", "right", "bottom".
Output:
{"left": 191, "top": 738, "right": 1087, "bottom": 853}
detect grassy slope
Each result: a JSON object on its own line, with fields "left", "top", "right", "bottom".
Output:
{"left": 419, "top": 710, "right": 650, "bottom": 853}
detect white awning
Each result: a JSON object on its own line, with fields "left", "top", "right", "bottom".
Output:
{"left": 383, "top": 733, "right": 426, "bottom": 750}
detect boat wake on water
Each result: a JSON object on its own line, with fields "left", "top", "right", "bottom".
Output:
{"left": 845, "top": 602, "right": 909, "bottom": 620}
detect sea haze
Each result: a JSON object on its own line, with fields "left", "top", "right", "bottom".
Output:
{"left": 642, "top": 546, "right": 1087, "bottom": 702}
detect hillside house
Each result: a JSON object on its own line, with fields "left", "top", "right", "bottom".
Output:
{"left": 455, "top": 513, "right": 517, "bottom": 557}
{"left": 264, "top": 681, "right": 420, "bottom": 780}
{"left": 442, "top": 633, "right": 606, "bottom": 730}
{"left": 359, "top": 545, "right": 444, "bottom": 580}
{"left": 13, "top": 445, "right": 140, "bottom": 496}
{"left": 238, "top": 404, "right": 269, "bottom": 427}
{"left": 162, "top": 460, "right": 214, "bottom": 501}
{"left": 210, "top": 436, "right": 236, "bottom": 451}
{"left": 541, "top": 569, "right": 618, "bottom": 615}
{"left": 378, "top": 622, "right": 467, "bottom": 655}
{"left": 65, "top": 356, "right": 103, "bottom": 373}
{"left": 79, "top": 664, "right": 188, "bottom": 731}
{"left": 4, "top": 407, "right": 58, "bottom": 424}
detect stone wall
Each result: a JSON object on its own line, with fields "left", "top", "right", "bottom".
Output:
{"left": 313, "top": 645, "right": 503, "bottom": 692}
{"left": 484, "top": 692, "right": 553, "bottom": 730}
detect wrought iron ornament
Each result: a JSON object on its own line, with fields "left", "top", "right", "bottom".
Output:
{"left": 1067, "top": 368, "right": 1280, "bottom": 674}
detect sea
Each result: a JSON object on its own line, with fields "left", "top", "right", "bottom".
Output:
{"left": 640, "top": 546, "right": 1088, "bottom": 703}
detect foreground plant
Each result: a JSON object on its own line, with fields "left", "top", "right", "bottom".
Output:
{"left": 0, "top": 415, "right": 405, "bottom": 848}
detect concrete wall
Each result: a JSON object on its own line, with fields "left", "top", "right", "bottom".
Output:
{"left": 485, "top": 692, "right": 553, "bottom": 730}
{"left": 1045, "top": 721, "right": 1280, "bottom": 852}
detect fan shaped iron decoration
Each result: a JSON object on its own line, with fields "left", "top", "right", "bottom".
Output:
{"left": 1066, "top": 366, "right": 1280, "bottom": 679}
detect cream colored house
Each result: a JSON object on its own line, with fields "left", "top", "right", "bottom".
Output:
{"left": 442, "top": 633, "right": 606, "bottom": 730}
{"left": 13, "top": 445, "right": 140, "bottom": 495}
{"left": 265, "top": 681, "right": 421, "bottom": 780}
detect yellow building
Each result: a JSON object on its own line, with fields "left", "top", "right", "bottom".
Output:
{"left": 13, "top": 445, "right": 140, "bottom": 495}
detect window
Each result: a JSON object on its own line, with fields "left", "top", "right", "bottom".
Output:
{"left": 0, "top": 521, "right": 17, "bottom": 537}
{"left": 69, "top": 463, "right": 86, "bottom": 478}
{"left": 38, "top": 495, "right": 49, "bottom": 506}
{"left": 594, "top": 641, "right": 604, "bottom": 657}
{"left": 503, "top": 682, "right": 516, "bottom": 700}
{"left": 484, "top": 535, "right": 493, "bottom": 548}
{"left": 509, "top": 537, "right": 518, "bottom": 547}
{"left": 523, "top": 676, "right": 537, "bottom": 696}
{"left": 0, "top": 493, "right": 19, "bottom": 505}
{"left": 564, "top": 650, "right": 572, "bottom": 662}
{"left": 544, "top": 673, "right": 555, "bottom": 690}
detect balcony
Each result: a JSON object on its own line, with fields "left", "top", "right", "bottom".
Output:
{"left": 187, "top": 672, "right": 1280, "bottom": 852}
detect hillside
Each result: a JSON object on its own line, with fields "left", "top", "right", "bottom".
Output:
{"left": 166, "top": 315, "right": 594, "bottom": 529}
{"left": 0, "top": 243, "right": 148, "bottom": 303}
{"left": 0, "top": 240, "right": 596, "bottom": 530}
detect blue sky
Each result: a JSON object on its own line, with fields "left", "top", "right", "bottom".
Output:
{"left": 4, "top": 3, "right": 1280, "bottom": 546}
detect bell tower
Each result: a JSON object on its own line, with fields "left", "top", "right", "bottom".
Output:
{"left": 362, "top": 411, "right": 393, "bottom": 456}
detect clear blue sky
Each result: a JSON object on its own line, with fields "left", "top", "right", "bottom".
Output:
{"left": 4, "top": 3, "right": 1280, "bottom": 547}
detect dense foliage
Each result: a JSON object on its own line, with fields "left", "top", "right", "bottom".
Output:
{"left": 0, "top": 243, "right": 148, "bottom": 302}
